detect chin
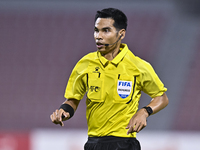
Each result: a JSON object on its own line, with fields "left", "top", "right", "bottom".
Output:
{"left": 97, "top": 48, "right": 104, "bottom": 52}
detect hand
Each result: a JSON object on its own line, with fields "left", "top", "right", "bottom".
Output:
{"left": 50, "top": 109, "right": 70, "bottom": 126}
{"left": 126, "top": 108, "right": 148, "bottom": 134}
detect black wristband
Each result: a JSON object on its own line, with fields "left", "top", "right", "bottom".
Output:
{"left": 59, "top": 104, "right": 74, "bottom": 119}
{"left": 143, "top": 106, "right": 153, "bottom": 116}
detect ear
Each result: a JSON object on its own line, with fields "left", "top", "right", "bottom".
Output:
{"left": 119, "top": 29, "right": 126, "bottom": 40}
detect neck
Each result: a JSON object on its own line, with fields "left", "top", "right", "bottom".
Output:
{"left": 101, "top": 44, "right": 121, "bottom": 61}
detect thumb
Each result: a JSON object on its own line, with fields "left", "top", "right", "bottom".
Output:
{"left": 62, "top": 112, "right": 70, "bottom": 120}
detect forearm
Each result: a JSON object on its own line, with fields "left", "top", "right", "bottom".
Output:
{"left": 62, "top": 99, "right": 80, "bottom": 111}
{"left": 126, "top": 93, "right": 169, "bottom": 133}
{"left": 146, "top": 93, "right": 169, "bottom": 115}
{"left": 59, "top": 99, "right": 80, "bottom": 119}
{"left": 50, "top": 99, "right": 80, "bottom": 127}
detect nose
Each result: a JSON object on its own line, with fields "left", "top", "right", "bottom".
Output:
{"left": 94, "top": 31, "right": 102, "bottom": 40}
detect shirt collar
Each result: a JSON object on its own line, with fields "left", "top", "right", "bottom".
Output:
{"left": 97, "top": 43, "right": 128, "bottom": 66}
{"left": 97, "top": 51, "right": 108, "bottom": 66}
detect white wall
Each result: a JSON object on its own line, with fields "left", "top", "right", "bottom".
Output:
{"left": 30, "top": 129, "right": 200, "bottom": 150}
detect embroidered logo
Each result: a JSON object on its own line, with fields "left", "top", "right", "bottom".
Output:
{"left": 117, "top": 80, "right": 132, "bottom": 99}
{"left": 90, "top": 86, "right": 100, "bottom": 92}
{"left": 93, "top": 67, "right": 100, "bottom": 73}
{"left": 93, "top": 67, "right": 101, "bottom": 78}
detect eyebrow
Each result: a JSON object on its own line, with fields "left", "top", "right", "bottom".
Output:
{"left": 94, "top": 26, "right": 112, "bottom": 30}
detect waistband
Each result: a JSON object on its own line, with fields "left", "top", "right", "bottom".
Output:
{"left": 87, "top": 136, "right": 136, "bottom": 143}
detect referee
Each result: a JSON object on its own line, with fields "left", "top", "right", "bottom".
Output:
{"left": 50, "top": 8, "right": 169, "bottom": 150}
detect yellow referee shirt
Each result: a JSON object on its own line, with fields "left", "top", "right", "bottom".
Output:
{"left": 64, "top": 43, "right": 167, "bottom": 138}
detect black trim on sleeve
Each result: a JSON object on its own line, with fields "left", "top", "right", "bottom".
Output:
{"left": 86, "top": 73, "right": 89, "bottom": 89}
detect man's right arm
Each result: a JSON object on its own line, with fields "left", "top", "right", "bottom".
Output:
{"left": 50, "top": 99, "right": 80, "bottom": 126}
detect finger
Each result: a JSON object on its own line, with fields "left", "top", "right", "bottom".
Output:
{"left": 127, "top": 123, "right": 140, "bottom": 134}
{"left": 137, "top": 122, "right": 147, "bottom": 132}
{"left": 133, "top": 123, "right": 139, "bottom": 132}
{"left": 55, "top": 111, "right": 60, "bottom": 121}
{"left": 127, "top": 126, "right": 133, "bottom": 135}
{"left": 51, "top": 111, "right": 62, "bottom": 125}
{"left": 52, "top": 112, "right": 59, "bottom": 123}
{"left": 55, "top": 109, "right": 59, "bottom": 117}
{"left": 56, "top": 109, "right": 64, "bottom": 126}
{"left": 59, "top": 120, "right": 64, "bottom": 127}
{"left": 53, "top": 110, "right": 58, "bottom": 121}
{"left": 137, "top": 125, "right": 145, "bottom": 133}
{"left": 135, "top": 124, "right": 142, "bottom": 133}
{"left": 58, "top": 110, "right": 63, "bottom": 122}
{"left": 50, "top": 114, "right": 53, "bottom": 122}
{"left": 126, "top": 123, "right": 129, "bottom": 129}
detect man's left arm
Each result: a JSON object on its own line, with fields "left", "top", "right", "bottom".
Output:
{"left": 126, "top": 93, "right": 169, "bottom": 134}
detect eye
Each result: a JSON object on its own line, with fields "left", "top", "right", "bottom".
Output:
{"left": 104, "top": 29, "right": 109, "bottom": 32}
{"left": 94, "top": 28, "right": 99, "bottom": 32}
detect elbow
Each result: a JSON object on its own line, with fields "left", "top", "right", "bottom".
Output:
{"left": 163, "top": 93, "right": 169, "bottom": 108}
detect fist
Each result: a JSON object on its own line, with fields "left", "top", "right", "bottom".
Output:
{"left": 50, "top": 109, "right": 70, "bottom": 126}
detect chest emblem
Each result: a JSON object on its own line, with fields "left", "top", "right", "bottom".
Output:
{"left": 117, "top": 80, "right": 132, "bottom": 99}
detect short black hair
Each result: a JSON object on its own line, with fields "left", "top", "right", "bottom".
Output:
{"left": 95, "top": 8, "right": 128, "bottom": 31}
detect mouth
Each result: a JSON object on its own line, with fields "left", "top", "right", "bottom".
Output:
{"left": 96, "top": 42, "right": 104, "bottom": 49}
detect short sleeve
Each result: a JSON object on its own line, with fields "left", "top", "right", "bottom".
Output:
{"left": 64, "top": 58, "right": 88, "bottom": 100}
{"left": 139, "top": 60, "right": 167, "bottom": 98}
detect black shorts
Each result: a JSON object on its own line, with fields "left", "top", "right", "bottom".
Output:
{"left": 84, "top": 136, "right": 141, "bottom": 150}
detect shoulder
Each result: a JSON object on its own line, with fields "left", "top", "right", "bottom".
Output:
{"left": 125, "top": 50, "right": 155, "bottom": 75}
{"left": 73, "top": 51, "right": 97, "bottom": 72}
{"left": 78, "top": 51, "right": 97, "bottom": 62}
{"left": 126, "top": 50, "right": 152, "bottom": 69}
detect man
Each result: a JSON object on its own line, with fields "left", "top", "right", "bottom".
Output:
{"left": 50, "top": 8, "right": 169, "bottom": 150}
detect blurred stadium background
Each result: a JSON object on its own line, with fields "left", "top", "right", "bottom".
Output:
{"left": 0, "top": 0, "right": 200, "bottom": 150}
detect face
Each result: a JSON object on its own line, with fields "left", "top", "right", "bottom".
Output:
{"left": 94, "top": 18, "right": 121, "bottom": 54}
